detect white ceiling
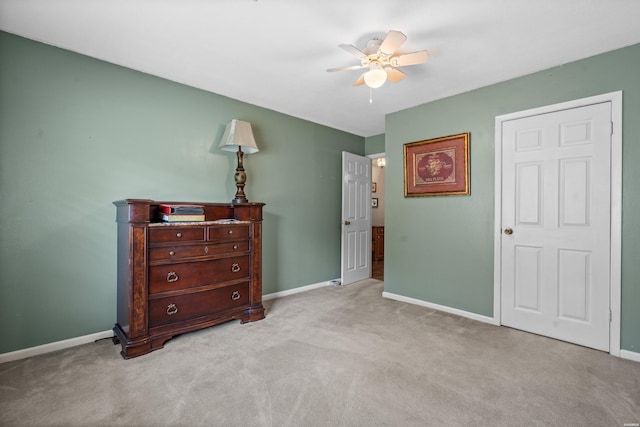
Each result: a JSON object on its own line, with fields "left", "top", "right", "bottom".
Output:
{"left": 1, "top": 1, "right": 639, "bottom": 137}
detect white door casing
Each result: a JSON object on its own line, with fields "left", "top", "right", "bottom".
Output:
{"left": 341, "top": 151, "right": 372, "bottom": 285}
{"left": 494, "top": 91, "right": 622, "bottom": 355}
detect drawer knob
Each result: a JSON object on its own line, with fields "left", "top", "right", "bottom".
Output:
{"left": 176, "top": 232, "right": 182, "bottom": 238}
{"left": 231, "top": 263, "right": 241, "bottom": 273}
{"left": 228, "top": 229, "right": 233, "bottom": 234}
{"left": 204, "top": 246, "right": 209, "bottom": 253}
{"left": 233, "top": 245, "right": 238, "bottom": 250}
{"left": 231, "top": 291, "right": 241, "bottom": 301}
{"left": 166, "top": 271, "right": 179, "bottom": 283}
{"left": 169, "top": 251, "right": 175, "bottom": 256}
{"left": 166, "top": 303, "right": 178, "bottom": 315}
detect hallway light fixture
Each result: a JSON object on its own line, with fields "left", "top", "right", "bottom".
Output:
{"left": 377, "top": 157, "right": 386, "bottom": 168}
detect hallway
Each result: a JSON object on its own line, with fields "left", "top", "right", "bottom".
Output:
{"left": 372, "top": 259, "right": 384, "bottom": 281}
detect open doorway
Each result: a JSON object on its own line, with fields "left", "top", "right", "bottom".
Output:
{"left": 369, "top": 153, "right": 385, "bottom": 281}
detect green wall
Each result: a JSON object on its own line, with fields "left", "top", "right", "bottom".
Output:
{"left": 384, "top": 43, "right": 640, "bottom": 353}
{"left": 0, "top": 32, "right": 364, "bottom": 353}
{"left": 365, "top": 133, "right": 385, "bottom": 155}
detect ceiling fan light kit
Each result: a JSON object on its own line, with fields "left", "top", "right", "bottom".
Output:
{"left": 328, "top": 30, "right": 429, "bottom": 91}
{"left": 363, "top": 62, "right": 387, "bottom": 88}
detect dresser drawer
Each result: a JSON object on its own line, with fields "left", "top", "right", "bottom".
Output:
{"left": 149, "top": 227, "right": 206, "bottom": 244}
{"left": 208, "top": 225, "right": 249, "bottom": 241}
{"left": 149, "top": 282, "right": 249, "bottom": 328}
{"left": 149, "top": 241, "right": 250, "bottom": 262}
{"left": 149, "top": 255, "right": 250, "bottom": 294}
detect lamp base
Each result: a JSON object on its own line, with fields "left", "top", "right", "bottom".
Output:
{"left": 232, "top": 196, "right": 248, "bottom": 204}
{"left": 232, "top": 147, "right": 249, "bottom": 204}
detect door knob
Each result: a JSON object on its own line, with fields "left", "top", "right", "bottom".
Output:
{"left": 504, "top": 228, "right": 513, "bottom": 235}
{"left": 344, "top": 220, "right": 351, "bottom": 225}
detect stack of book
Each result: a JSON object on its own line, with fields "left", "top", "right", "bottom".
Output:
{"left": 158, "top": 204, "right": 205, "bottom": 222}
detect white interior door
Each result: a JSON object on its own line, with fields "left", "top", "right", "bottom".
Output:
{"left": 500, "top": 102, "right": 612, "bottom": 351}
{"left": 341, "top": 151, "right": 371, "bottom": 285}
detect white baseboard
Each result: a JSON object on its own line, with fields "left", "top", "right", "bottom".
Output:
{"left": 382, "top": 291, "right": 500, "bottom": 326}
{"left": 1, "top": 280, "right": 338, "bottom": 364}
{"left": 263, "top": 279, "right": 336, "bottom": 301}
{"left": 620, "top": 349, "right": 640, "bottom": 363}
{"left": 383, "top": 292, "right": 640, "bottom": 362}
{"left": 0, "top": 330, "right": 114, "bottom": 364}
{"left": 8, "top": 283, "right": 635, "bottom": 365}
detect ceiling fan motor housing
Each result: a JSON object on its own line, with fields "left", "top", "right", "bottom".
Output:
{"left": 365, "top": 38, "right": 383, "bottom": 55}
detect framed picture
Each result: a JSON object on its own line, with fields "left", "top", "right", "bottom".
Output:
{"left": 372, "top": 197, "right": 379, "bottom": 208}
{"left": 404, "top": 132, "right": 470, "bottom": 197}
{"left": 372, "top": 182, "right": 377, "bottom": 193}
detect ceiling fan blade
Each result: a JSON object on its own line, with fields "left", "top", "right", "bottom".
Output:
{"left": 353, "top": 74, "right": 366, "bottom": 87}
{"left": 327, "top": 64, "right": 366, "bottom": 72}
{"left": 339, "top": 44, "right": 367, "bottom": 59}
{"left": 378, "top": 30, "right": 407, "bottom": 57}
{"left": 386, "top": 67, "right": 406, "bottom": 83}
{"left": 391, "top": 50, "right": 430, "bottom": 67}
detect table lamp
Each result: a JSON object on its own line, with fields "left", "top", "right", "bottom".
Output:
{"left": 218, "top": 119, "right": 259, "bottom": 203}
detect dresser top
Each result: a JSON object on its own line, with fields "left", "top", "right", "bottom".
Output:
{"left": 149, "top": 220, "right": 252, "bottom": 227}
{"left": 114, "top": 199, "right": 265, "bottom": 224}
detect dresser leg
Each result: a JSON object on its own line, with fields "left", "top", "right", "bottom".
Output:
{"left": 113, "top": 324, "right": 153, "bottom": 359}
{"left": 242, "top": 304, "right": 265, "bottom": 323}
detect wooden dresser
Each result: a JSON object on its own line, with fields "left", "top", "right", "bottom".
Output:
{"left": 113, "top": 199, "right": 265, "bottom": 359}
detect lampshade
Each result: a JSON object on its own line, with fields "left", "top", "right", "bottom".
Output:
{"left": 218, "top": 120, "right": 259, "bottom": 154}
{"left": 364, "top": 63, "right": 387, "bottom": 89}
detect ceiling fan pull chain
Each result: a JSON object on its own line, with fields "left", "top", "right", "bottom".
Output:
{"left": 369, "top": 87, "right": 373, "bottom": 104}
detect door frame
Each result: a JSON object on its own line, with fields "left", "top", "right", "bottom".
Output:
{"left": 493, "top": 91, "right": 622, "bottom": 356}
{"left": 367, "top": 152, "right": 386, "bottom": 161}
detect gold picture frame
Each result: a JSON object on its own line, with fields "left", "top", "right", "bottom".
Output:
{"left": 404, "top": 133, "right": 470, "bottom": 197}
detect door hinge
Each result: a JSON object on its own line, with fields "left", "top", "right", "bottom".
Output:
{"left": 609, "top": 309, "right": 612, "bottom": 322}
{"left": 611, "top": 121, "right": 614, "bottom": 135}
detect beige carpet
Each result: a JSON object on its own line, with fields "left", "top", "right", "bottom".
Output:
{"left": 1, "top": 279, "right": 639, "bottom": 426}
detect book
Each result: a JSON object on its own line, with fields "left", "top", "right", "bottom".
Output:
{"left": 159, "top": 213, "right": 205, "bottom": 222}
{"left": 158, "top": 204, "right": 205, "bottom": 215}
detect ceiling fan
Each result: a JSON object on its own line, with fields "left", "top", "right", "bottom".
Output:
{"left": 327, "top": 30, "right": 429, "bottom": 89}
